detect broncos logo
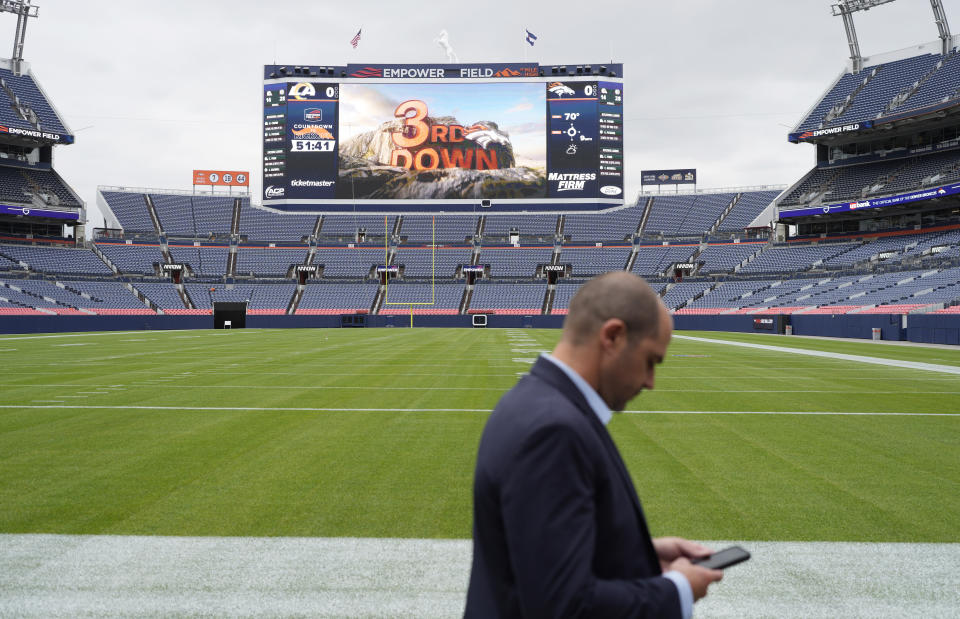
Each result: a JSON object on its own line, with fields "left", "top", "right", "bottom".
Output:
{"left": 547, "top": 82, "right": 575, "bottom": 97}
{"left": 292, "top": 126, "right": 335, "bottom": 139}
{"left": 464, "top": 124, "right": 509, "bottom": 149}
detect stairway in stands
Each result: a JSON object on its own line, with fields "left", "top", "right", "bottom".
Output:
{"left": 709, "top": 193, "right": 742, "bottom": 235}
{"left": 637, "top": 196, "right": 655, "bottom": 236}
{"left": 143, "top": 195, "right": 165, "bottom": 237}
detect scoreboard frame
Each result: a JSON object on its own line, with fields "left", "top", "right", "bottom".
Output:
{"left": 262, "top": 62, "right": 624, "bottom": 214}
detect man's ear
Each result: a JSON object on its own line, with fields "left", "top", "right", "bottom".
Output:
{"left": 598, "top": 318, "right": 627, "bottom": 352}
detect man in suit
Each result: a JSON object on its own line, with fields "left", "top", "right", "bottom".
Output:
{"left": 465, "top": 272, "right": 723, "bottom": 618}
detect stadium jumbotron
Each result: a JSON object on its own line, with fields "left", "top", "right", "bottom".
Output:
{"left": 0, "top": 1, "right": 958, "bottom": 617}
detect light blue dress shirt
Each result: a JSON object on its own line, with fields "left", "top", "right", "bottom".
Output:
{"left": 540, "top": 353, "right": 694, "bottom": 619}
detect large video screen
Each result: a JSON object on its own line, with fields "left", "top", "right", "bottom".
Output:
{"left": 262, "top": 64, "right": 624, "bottom": 212}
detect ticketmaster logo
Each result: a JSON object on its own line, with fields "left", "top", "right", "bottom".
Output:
{"left": 291, "top": 179, "right": 335, "bottom": 187}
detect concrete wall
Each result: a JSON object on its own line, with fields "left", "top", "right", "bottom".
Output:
{"left": 906, "top": 314, "right": 960, "bottom": 345}
{"left": 2, "top": 313, "right": 957, "bottom": 344}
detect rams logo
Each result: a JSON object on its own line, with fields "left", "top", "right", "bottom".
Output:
{"left": 289, "top": 82, "right": 316, "bottom": 101}
{"left": 547, "top": 82, "right": 575, "bottom": 97}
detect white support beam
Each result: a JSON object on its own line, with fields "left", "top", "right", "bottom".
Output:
{"left": 929, "top": 0, "right": 953, "bottom": 55}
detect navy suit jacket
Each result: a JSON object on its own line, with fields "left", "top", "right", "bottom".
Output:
{"left": 465, "top": 356, "right": 681, "bottom": 618}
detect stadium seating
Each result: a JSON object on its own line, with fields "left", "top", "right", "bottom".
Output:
{"left": 469, "top": 282, "right": 545, "bottom": 314}
{"left": 401, "top": 215, "right": 477, "bottom": 242}
{"left": 100, "top": 191, "right": 155, "bottom": 233}
{"left": 0, "top": 243, "right": 112, "bottom": 275}
{"left": 96, "top": 242, "right": 164, "bottom": 274}
{"left": 479, "top": 247, "right": 554, "bottom": 278}
{"left": 564, "top": 205, "right": 642, "bottom": 241}
{"left": 632, "top": 245, "right": 696, "bottom": 277}
{"left": 394, "top": 246, "right": 472, "bottom": 278}
{"left": 0, "top": 165, "right": 78, "bottom": 206}
{"left": 132, "top": 282, "right": 187, "bottom": 311}
{"left": 320, "top": 215, "right": 396, "bottom": 240}
{"left": 738, "top": 243, "right": 857, "bottom": 274}
{"left": 239, "top": 203, "right": 316, "bottom": 241}
{"left": 296, "top": 282, "right": 378, "bottom": 314}
{"left": 0, "top": 67, "right": 69, "bottom": 135}
{"left": 235, "top": 247, "right": 307, "bottom": 278}
{"left": 380, "top": 282, "right": 462, "bottom": 314}
{"left": 717, "top": 190, "right": 780, "bottom": 232}
{"left": 485, "top": 214, "right": 556, "bottom": 239}
{"left": 643, "top": 194, "right": 736, "bottom": 237}
{"left": 795, "top": 52, "right": 945, "bottom": 132}
{"left": 152, "top": 194, "right": 233, "bottom": 238}
{"left": 698, "top": 243, "right": 764, "bottom": 273}
{"left": 314, "top": 247, "right": 384, "bottom": 278}
{"left": 558, "top": 246, "right": 630, "bottom": 277}
{"left": 782, "top": 150, "right": 960, "bottom": 206}
{"left": 167, "top": 245, "right": 229, "bottom": 277}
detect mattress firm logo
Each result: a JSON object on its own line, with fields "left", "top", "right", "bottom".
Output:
{"left": 549, "top": 172, "right": 596, "bottom": 191}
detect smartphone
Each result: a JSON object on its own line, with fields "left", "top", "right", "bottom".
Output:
{"left": 692, "top": 545, "right": 751, "bottom": 570}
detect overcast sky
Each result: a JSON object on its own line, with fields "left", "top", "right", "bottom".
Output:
{"left": 11, "top": 0, "right": 960, "bottom": 231}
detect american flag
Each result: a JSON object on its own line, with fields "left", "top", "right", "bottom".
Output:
{"left": 350, "top": 28, "right": 362, "bottom": 49}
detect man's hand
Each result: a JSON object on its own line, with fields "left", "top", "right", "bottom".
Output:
{"left": 654, "top": 537, "right": 722, "bottom": 601}
{"left": 668, "top": 557, "right": 723, "bottom": 601}
{"left": 653, "top": 536, "right": 713, "bottom": 572}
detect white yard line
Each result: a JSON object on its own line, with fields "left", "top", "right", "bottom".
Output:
{"left": 0, "top": 404, "right": 956, "bottom": 417}
{"left": 4, "top": 383, "right": 960, "bottom": 395}
{"left": 674, "top": 335, "right": 960, "bottom": 375}
{"left": 0, "top": 535, "right": 954, "bottom": 618}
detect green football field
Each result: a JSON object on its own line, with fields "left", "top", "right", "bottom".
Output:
{"left": 0, "top": 328, "right": 957, "bottom": 543}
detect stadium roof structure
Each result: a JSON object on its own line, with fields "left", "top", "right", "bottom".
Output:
{"left": 789, "top": 35, "right": 960, "bottom": 145}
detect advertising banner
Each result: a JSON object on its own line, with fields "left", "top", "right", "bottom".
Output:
{"left": 345, "top": 63, "right": 539, "bottom": 79}
{"left": 641, "top": 169, "right": 696, "bottom": 185}
{"left": 789, "top": 121, "right": 873, "bottom": 143}
{"left": 779, "top": 182, "right": 960, "bottom": 219}
{"left": 0, "top": 204, "right": 79, "bottom": 220}
{"left": 193, "top": 170, "right": 250, "bottom": 187}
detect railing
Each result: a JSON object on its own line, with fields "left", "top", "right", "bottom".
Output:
{"left": 637, "top": 184, "right": 787, "bottom": 199}
{"left": 97, "top": 185, "right": 251, "bottom": 198}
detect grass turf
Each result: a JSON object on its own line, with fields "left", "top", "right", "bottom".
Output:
{"left": 0, "top": 328, "right": 957, "bottom": 542}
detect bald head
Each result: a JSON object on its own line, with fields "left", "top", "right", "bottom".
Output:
{"left": 562, "top": 272, "right": 666, "bottom": 346}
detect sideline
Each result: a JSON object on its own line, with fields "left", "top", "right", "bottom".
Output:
{"left": 674, "top": 334, "right": 960, "bottom": 375}
{"left": 0, "top": 535, "right": 955, "bottom": 618}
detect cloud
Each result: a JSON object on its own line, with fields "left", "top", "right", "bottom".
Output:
{"left": 338, "top": 85, "right": 400, "bottom": 142}
{"left": 505, "top": 101, "right": 533, "bottom": 114}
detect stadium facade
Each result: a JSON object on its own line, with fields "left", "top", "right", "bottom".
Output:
{"left": 2, "top": 15, "right": 960, "bottom": 343}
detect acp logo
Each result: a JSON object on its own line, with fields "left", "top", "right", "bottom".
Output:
{"left": 304, "top": 108, "right": 323, "bottom": 122}
{"left": 264, "top": 185, "right": 285, "bottom": 198}
{"left": 289, "top": 82, "right": 316, "bottom": 101}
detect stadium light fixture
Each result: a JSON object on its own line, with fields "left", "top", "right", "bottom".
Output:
{"left": 831, "top": 0, "right": 898, "bottom": 73}
{"left": 0, "top": 0, "right": 38, "bottom": 76}
{"left": 930, "top": 0, "right": 953, "bottom": 55}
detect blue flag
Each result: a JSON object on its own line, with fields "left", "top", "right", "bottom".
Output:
{"left": 525, "top": 29, "right": 537, "bottom": 46}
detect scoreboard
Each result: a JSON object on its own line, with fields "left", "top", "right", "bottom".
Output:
{"left": 262, "top": 62, "right": 624, "bottom": 213}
